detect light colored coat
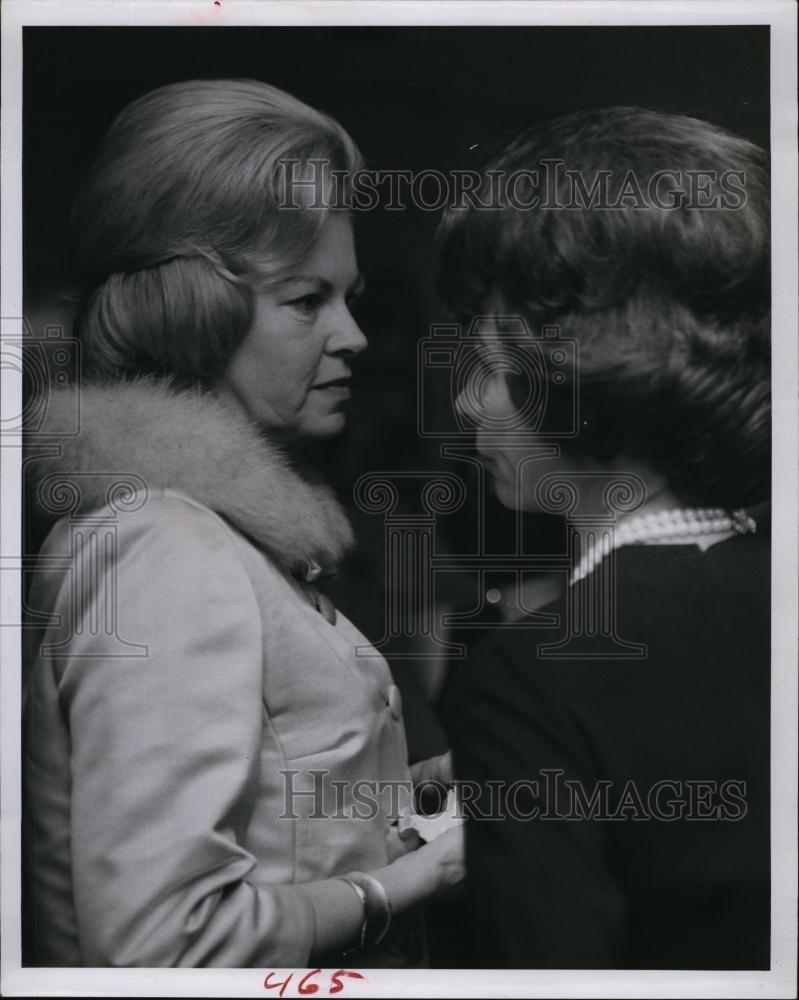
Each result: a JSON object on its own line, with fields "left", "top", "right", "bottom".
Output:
{"left": 23, "top": 381, "right": 415, "bottom": 968}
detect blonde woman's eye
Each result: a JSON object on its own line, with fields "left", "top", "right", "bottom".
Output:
{"left": 286, "top": 294, "right": 323, "bottom": 316}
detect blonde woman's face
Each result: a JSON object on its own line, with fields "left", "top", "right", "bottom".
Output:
{"left": 222, "top": 214, "right": 367, "bottom": 439}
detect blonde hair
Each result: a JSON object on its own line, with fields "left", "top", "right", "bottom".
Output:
{"left": 72, "top": 79, "right": 362, "bottom": 381}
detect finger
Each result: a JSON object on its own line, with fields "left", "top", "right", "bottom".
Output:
{"left": 438, "top": 750, "right": 454, "bottom": 785}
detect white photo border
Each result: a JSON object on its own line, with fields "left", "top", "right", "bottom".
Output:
{"left": 1, "top": 2, "right": 796, "bottom": 997}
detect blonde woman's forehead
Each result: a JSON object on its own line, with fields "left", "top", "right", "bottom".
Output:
{"left": 268, "top": 214, "right": 359, "bottom": 287}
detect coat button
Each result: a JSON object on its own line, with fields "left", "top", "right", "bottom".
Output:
{"left": 387, "top": 684, "right": 403, "bottom": 721}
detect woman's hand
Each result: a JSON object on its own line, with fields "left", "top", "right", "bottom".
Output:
{"left": 411, "top": 824, "right": 465, "bottom": 901}
{"left": 426, "top": 824, "right": 466, "bottom": 895}
{"left": 410, "top": 749, "right": 453, "bottom": 789}
{"left": 385, "top": 821, "right": 422, "bottom": 863}
{"left": 302, "top": 814, "right": 464, "bottom": 957}
{"left": 410, "top": 750, "right": 454, "bottom": 816}
{"left": 374, "top": 820, "right": 465, "bottom": 913}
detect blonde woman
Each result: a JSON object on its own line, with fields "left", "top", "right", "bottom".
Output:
{"left": 23, "top": 79, "right": 461, "bottom": 969}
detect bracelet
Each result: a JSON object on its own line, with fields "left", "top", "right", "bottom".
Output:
{"left": 341, "top": 871, "right": 393, "bottom": 948}
{"left": 335, "top": 877, "right": 369, "bottom": 953}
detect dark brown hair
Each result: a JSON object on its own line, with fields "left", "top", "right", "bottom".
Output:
{"left": 435, "top": 107, "right": 770, "bottom": 507}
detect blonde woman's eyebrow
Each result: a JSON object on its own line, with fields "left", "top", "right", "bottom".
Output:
{"left": 270, "top": 273, "right": 364, "bottom": 295}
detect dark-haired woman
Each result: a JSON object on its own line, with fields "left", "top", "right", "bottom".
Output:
{"left": 436, "top": 107, "right": 770, "bottom": 969}
{"left": 23, "top": 79, "right": 463, "bottom": 969}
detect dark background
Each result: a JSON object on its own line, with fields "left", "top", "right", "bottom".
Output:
{"left": 23, "top": 25, "right": 771, "bottom": 967}
{"left": 23, "top": 24, "right": 770, "bottom": 754}
{"left": 23, "top": 25, "right": 771, "bottom": 310}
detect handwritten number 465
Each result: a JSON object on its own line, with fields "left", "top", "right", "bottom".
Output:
{"left": 264, "top": 969, "right": 365, "bottom": 997}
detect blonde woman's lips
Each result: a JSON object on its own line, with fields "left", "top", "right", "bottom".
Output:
{"left": 312, "top": 377, "right": 351, "bottom": 398}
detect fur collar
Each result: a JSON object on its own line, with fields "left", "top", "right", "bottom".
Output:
{"left": 27, "top": 379, "right": 353, "bottom": 578}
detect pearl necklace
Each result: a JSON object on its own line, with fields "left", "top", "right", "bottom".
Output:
{"left": 569, "top": 507, "right": 757, "bottom": 586}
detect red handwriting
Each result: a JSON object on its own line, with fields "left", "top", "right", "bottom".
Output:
{"left": 264, "top": 969, "right": 365, "bottom": 998}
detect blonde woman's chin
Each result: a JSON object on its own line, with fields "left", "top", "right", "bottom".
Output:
{"left": 300, "top": 407, "right": 349, "bottom": 440}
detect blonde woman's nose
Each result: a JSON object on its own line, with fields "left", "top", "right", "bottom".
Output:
{"left": 329, "top": 304, "right": 368, "bottom": 356}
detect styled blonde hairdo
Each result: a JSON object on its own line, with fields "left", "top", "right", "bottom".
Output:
{"left": 71, "top": 79, "right": 363, "bottom": 381}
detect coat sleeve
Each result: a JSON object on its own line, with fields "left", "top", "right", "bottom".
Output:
{"left": 47, "top": 494, "right": 316, "bottom": 967}
{"left": 449, "top": 639, "right": 628, "bottom": 968}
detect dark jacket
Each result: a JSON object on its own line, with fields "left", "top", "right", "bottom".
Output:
{"left": 448, "top": 530, "right": 770, "bottom": 969}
